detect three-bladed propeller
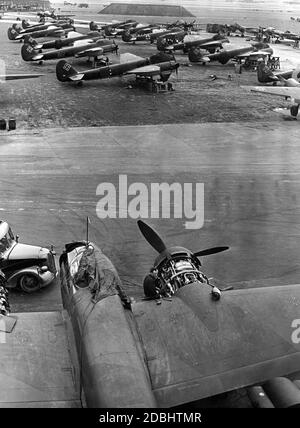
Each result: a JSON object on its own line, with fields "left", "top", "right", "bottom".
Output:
{"left": 137, "top": 219, "right": 229, "bottom": 258}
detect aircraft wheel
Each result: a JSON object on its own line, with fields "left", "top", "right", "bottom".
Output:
{"left": 152, "top": 82, "right": 158, "bottom": 93}
{"left": 290, "top": 104, "right": 299, "bottom": 117}
{"left": 76, "top": 81, "right": 83, "bottom": 87}
{"left": 38, "top": 60, "right": 43, "bottom": 65}
{"left": 19, "top": 274, "right": 40, "bottom": 293}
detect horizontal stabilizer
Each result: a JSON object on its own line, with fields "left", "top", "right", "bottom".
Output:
{"left": 120, "top": 53, "right": 144, "bottom": 64}
{"left": 32, "top": 54, "right": 44, "bottom": 61}
{"left": 70, "top": 74, "right": 84, "bottom": 81}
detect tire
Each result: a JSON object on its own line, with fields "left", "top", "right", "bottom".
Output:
{"left": 290, "top": 104, "right": 299, "bottom": 118}
{"left": 19, "top": 274, "right": 40, "bottom": 293}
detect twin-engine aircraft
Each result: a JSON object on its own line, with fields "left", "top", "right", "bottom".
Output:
{"left": 246, "top": 85, "right": 300, "bottom": 118}
{"left": 158, "top": 34, "right": 230, "bottom": 54}
{"left": 188, "top": 43, "right": 272, "bottom": 64}
{"left": 257, "top": 60, "right": 300, "bottom": 87}
{"left": 8, "top": 21, "right": 74, "bottom": 41}
{"left": 24, "top": 30, "right": 103, "bottom": 51}
{"left": 122, "top": 25, "right": 161, "bottom": 43}
{"left": 21, "top": 39, "right": 119, "bottom": 65}
{"left": 56, "top": 52, "right": 179, "bottom": 88}
{"left": 0, "top": 219, "right": 299, "bottom": 407}
{"left": 246, "top": 60, "right": 300, "bottom": 118}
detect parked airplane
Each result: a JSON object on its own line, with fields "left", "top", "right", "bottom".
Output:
{"left": 188, "top": 43, "right": 271, "bottom": 64}
{"left": 0, "top": 219, "right": 299, "bottom": 407}
{"left": 8, "top": 22, "right": 74, "bottom": 41}
{"left": 159, "top": 34, "right": 230, "bottom": 54}
{"left": 149, "top": 28, "right": 182, "bottom": 44}
{"left": 25, "top": 30, "right": 103, "bottom": 51}
{"left": 56, "top": 52, "right": 179, "bottom": 89}
{"left": 257, "top": 60, "right": 300, "bottom": 86}
{"left": 21, "top": 39, "right": 118, "bottom": 65}
{"left": 122, "top": 25, "right": 160, "bottom": 43}
{"left": 247, "top": 85, "right": 300, "bottom": 118}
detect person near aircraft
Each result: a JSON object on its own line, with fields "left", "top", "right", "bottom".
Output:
{"left": 143, "top": 267, "right": 161, "bottom": 298}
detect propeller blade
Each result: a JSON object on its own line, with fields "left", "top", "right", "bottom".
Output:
{"left": 194, "top": 246, "right": 229, "bottom": 257}
{"left": 137, "top": 220, "right": 167, "bottom": 253}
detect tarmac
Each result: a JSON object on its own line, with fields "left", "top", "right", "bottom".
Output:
{"left": 1, "top": 122, "right": 300, "bottom": 312}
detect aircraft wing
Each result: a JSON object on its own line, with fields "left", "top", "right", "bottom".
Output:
{"left": 0, "top": 312, "right": 80, "bottom": 407}
{"left": 238, "top": 50, "right": 269, "bottom": 58}
{"left": 126, "top": 65, "right": 162, "bottom": 77}
{"left": 132, "top": 283, "right": 300, "bottom": 407}
{"left": 0, "top": 73, "right": 43, "bottom": 80}
{"left": 248, "top": 85, "right": 300, "bottom": 100}
{"left": 75, "top": 47, "right": 104, "bottom": 57}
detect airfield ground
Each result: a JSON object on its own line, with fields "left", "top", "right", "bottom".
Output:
{"left": 1, "top": 22, "right": 300, "bottom": 128}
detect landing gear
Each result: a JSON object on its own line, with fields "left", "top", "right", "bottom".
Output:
{"left": 38, "top": 60, "right": 43, "bottom": 65}
{"left": 290, "top": 104, "right": 299, "bottom": 118}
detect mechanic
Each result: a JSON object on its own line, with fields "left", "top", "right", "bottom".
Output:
{"left": 143, "top": 267, "right": 161, "bottom": 299}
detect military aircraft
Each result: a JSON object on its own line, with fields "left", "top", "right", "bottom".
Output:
{"left": 21, "top": 39, "right": 119, "bottom": 66}
{"left": 158, "top": 34, "right": 230, "bottom": 54}
{"left": 0, "top": 219, "right": 299, "bottom": 408}
{"left": 56, "top": 52, "right": 179, "bottom": 90}
{"left": 247, "top": 85, "right": 300, "bottom": 118}
{"left": 24, "top": 30, "right": 103, "bottom": 51}
{"left": 102, "top": 20, "right": 139, "bottom": 37}
{"left": 8, "top": 22, "right": 74, "bottom": 41}
{"left": 122, "top": 25, "right": 161, "bottom": 43}
{"left": 188, "top": 43, "right": 271, "bottom": 64}
{"left": 156, "top": 30, "right": 187, "bottom": 50}
{"left": 149, "top": 27, "right": 182, "bottom": 44}
{"left": 256, "top": 60, "right": 300, "bottom": 86}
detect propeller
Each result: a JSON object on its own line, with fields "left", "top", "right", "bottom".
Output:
{"left": 137, "top": 220, "right": 166, "bottom": 253}
{"left": 194, "top": 246, "right": 229, "bottom": 258}
{"left": 138, "top": 220, "right": 229, "bottom": 259}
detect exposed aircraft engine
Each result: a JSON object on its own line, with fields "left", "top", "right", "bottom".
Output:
{"left": 158, "top": 256, "right": 209, "bottom": 295}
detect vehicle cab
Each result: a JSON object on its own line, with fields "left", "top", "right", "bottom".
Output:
{"left": 0, "top": 221, "right": 57, "bottom": 293}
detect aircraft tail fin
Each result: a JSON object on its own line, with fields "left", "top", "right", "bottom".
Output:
{"left": 188, "top": 47, "right": 209, "bottom": 63}
{"left": 257, "top": 60, "right": 278, "bottom": 83}
{"left": 292, "top": 66, "right": 300, "bottom": 81}
{"left": 21, "top": 43, "right": 39, "bottom": 61}
{"left": 56, "top": 60, "right": 80, "bottom": 82}
{"left": 23, "top": 34, "right": 38, "bottom": 47}
{"left": 7, "top": 26, "right": 21, "bottom": 40}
